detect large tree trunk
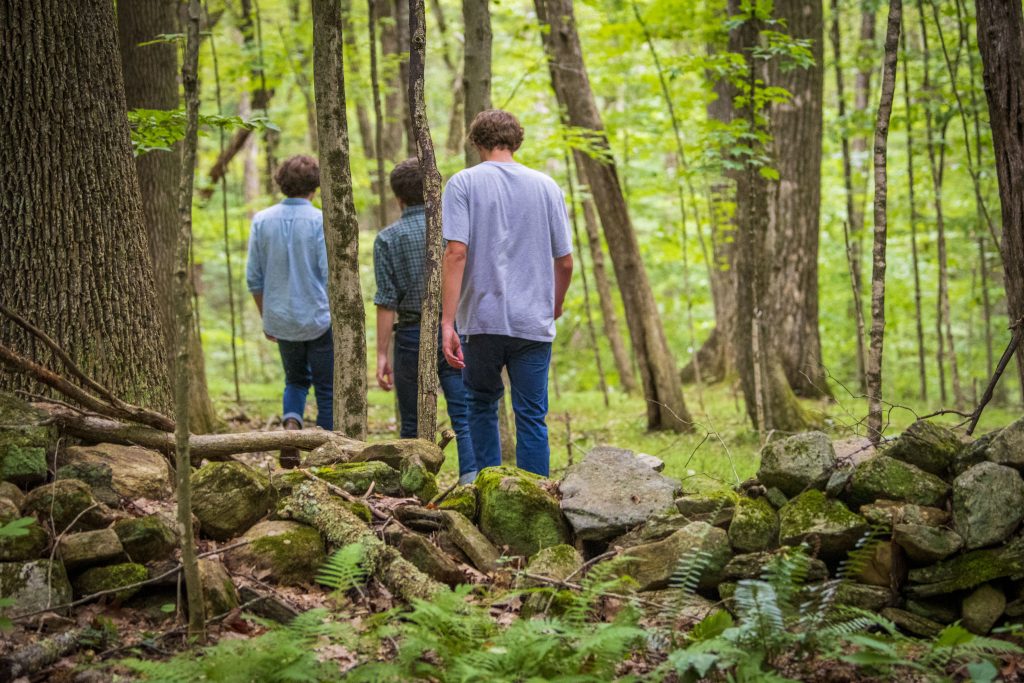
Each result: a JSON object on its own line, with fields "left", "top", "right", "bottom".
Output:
{"left": 536, "top": 0, "right": 691, "bottom": 432}
{"left": 976, "top": 0, "right": 1024, "bottom": 395}
{"left": 0, "top": 0, "right": 171, "bottom": 411}
{"left": 766, "top": 0, "right": 830, "bottom": 399}
{"left": 462, "top": 0, "right": 492, "bottom": 167}
{"left": 117, "top": 0, "right": 221, "bottom": 433}
{"left": 312, "top": 0, "right": 369, "bottom": 439}
{"left": 729, "top": 0, "right": 809, "bottom": 435}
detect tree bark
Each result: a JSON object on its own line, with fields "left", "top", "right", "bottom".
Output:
{"left": 409, "top": 0, "right": 445, "bottom": 440}
{"left": 368, "top": 0, "right": 389, "bottom": 229}
{"left": 462, "top": 0, "right": 492, "bottom": 166}
{"left": 117, "top": 0, "right": 221, "bottom": 432}
{"left": 867, "top": 0, "right": 901, "bottom": 443}
{"left": 312, "top": 0, "right": 369, "bottom": 439}
{"left": 536, "top": 0, "right": 691, "bottom": 432}
{"left": 729, "top": 0, "right": 808, "bottom": 435}
{"left": 176, "top": 0, "right": 208, "bottom": 639}
{"left": 0, "top": 0, "right": 171, "bottom": 412}
{"left": 975, "top": 0, "right": 1024, "bottom": 393}
{"left": 766, "top": 0, "right": 830, "bottom": 399}
{"left": 378, "top": 0, "right": 405, "bottom": 163}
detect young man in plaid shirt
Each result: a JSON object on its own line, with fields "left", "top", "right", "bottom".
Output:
{"left": 373, "top": 159, "right": 476, "bottom": 482}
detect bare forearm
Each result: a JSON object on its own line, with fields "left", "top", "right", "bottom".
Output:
{"left": 442, "top": 244, "right": 467, "bottom": 327}
{"left": 376, "top": 307, "right": 396, "bottom": 356}
{"left": 252, "top": 292, "right": 264, "bottom": 315}
{"left": 554, "top": 254, "right": 573, "bottom": 316}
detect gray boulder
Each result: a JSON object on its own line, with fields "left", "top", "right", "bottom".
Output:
{"left": 952, "top": 462, "right": 1024, "bottom": 549}
{"left": 886, "top": 420, "right": 962, "bottom": 475}
{"left": 847, "top": 456, "right": 950, "bottom": 508}
{"left": 59, "top": 443, "right": 172, "bottom": 501}
{"left": 893, "top": 523, "right": 964, "bottom": 563}
{"left": 192, "top": 462, "right": 271, "bottom": 541}
{"left": 986, "top": 417, "right": 1024, "bottom": 469}
{"left": 961, "top": 584, "right": 1005, "bottom": 635}
{"left": 0, "top": 560, "right": 72, "bottom": 617}
{"left": 57, "top": 529, "right": 125, "bottom": 571}
{"left": 559, "top": 446, "right": 679, "bottom": 541}
{"left": 616, "top": 521, "right": 731, "bottom": 592}
{"left": 756, "top": 432, "right": 836, "bottom": 497}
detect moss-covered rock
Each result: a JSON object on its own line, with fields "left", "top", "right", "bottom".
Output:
{"left": 907, "top": 535, "right": 1024, "bottom": 598}
{"left": 886, "top": 420, "right": 962, "bottom": 476}
{"left": 355, "top": 439, "right": 445, "bottom": 474}
{"left": 23, "top": 479, "right": 114, "bottom": 532}
{"left": 440, "top": 510, "right": 501, "bottom": 573}
{"left": 893, "top": 523, "right": 963, "bottom": 563}
{"left": 55, "top": 461, "right": 118, "bottom": 506}
{"left": 0, "top": 481, "right": 25, "bottom": 510}
{"left": 985, "top": 417, "right": 1024, "bottom": 469}
{"left": 728, "top": 496, "right": 779, "bottom": 553}
{"left": 0, "top": 559, "right": 71, "bottom": 617}
{"left": 227, "top": 520, "right": 325, "bottom": 586}
{"left": 778, "top": 490, "right": 868, "bottom": 557}
{"left": 847, "top": 456, "right": 950, "bottom": 508}
{"left": 198, "top": 559, "right": 239, "bottom": 617}
{"left": 0, "top": 446, "right": 47, "bottom": 488}
{"left": 905, "top": 598, "right": 959, "bottom": 624}
{"left": 722, "top": 550, "right": 828, "bottom": 583}
{"left": 400, "top": 457, "right": 439, "bottom": 502}
{"left": 617, "top": 521, "right": 731, "bottom": 592}
{"left": 881, "top": 607, "right": 944, "bottom": 637}
{"left": 275, "top": 461, "right": 402, "bottom": 497}
{"left": 476, "top": 466, "right": 570, "bottom": 557}
{"left": 860, "top": 500, "right": 950, "bottom": 529}
{"left": 384, "top": 529, "right": 465, "bottom": 587}
{"left": 192, "top": 462, "right": 271, "bottom": 541}
{"left": 521, "top": 544, "right": 583, "bottom": 588}
{"left": 73, "top": 562, "right": 148, "bottom": 601}
{"left": 675, "top": 492, "right": 735, "bottom": 527}
{"left": 756, "top": 431, "right": 836, "bottom": 497}
{"left": 835, "top": 583, "right": 893, "bottom": 611}
{"left": 613, "top": 508, "right": 689, "bottom": 549}
{"left": 0, "top": 498, "right": 47, "bottom": 560}
{"left": 114, "top": 515, "right": 176, "bottom": 563}
{"left": 961, "top": 584, "right": 1005, "bottom": 635}
{"left": 438, "top": 484, "right": 478, "bottom": 520}
{"left": 952, "top": 462, "right": 1024, "bottom": 549}
{"left": 0, "top": 394, "right": 55, "bottom": 488}
{"left": 57, "top": 529, "right": 125, "bottom": 571}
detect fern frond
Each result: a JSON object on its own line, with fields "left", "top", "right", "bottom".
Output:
{"left": 316, "top": 543, "right": 368, "bottom": 592}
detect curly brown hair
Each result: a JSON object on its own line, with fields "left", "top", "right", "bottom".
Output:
{"left": 274, "top": 155, "right": 320, "bottom": 197}
{"left": 467, "top": 109, "right": 524, "bottom": 152}
{"left": 389, "top": 158, "right": 424, "bottom": 206}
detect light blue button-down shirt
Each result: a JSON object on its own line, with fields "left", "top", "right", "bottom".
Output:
{"left": 246, "top": 198, "right": 331, "bottom": 342}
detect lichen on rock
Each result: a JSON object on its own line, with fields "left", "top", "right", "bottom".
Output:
{"left": 476, "top": 466, "right": 570, "bottom": 557}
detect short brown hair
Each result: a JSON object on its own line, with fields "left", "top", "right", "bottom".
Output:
{"left": 468, "top": 109, "right": 524, "bottom": 152}
{"left": 274, "top": 155, "right": 320, "bottom": 197}
{"left": 389, "top": 158, "right": 424, "bottom": 206}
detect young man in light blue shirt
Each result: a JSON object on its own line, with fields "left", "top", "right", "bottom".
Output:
{"left": 247, "top": 155, "right": 332, "bottom": 466}
{"left": 441, "top": 110, "right": 574, "bottom": 479}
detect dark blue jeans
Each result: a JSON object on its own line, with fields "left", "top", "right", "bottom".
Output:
{"left": 394, "top": 326, "right": 476, "bottom": 476}
{"left": 461, "top": 334, "right": 552, "bottom": 477}
{"left": 278, "top": 328, "right": 334, "bottom": 430}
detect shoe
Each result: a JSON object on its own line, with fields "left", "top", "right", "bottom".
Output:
{"left": 458, "top": 470, "right": 478, "bottom": 485}
{"left": 279, "top": 417, "right": 302, "bottom": 469}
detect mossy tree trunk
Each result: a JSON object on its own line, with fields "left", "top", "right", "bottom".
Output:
{"left": 462, "top": 0, "right": 492, "bottom": 167}
{"left": 117, "top": 0, "right": 221, "bottom": 433}
{"left": 0, "top": 0, "right": 171, "bottom": 412}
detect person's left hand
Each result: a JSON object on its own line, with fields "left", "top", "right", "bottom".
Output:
{"left": 377, "top": 353, "right": 394, "bottom": 391}
{"left": 442, "top": 324, "right": 464, "bottom": 369}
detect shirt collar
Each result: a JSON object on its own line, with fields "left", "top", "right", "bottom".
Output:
{"left": 402, "top": 204, "right": 426, "bottom": 217}
{"left": 281, "top": 197, "right": 312, "bottom": 206}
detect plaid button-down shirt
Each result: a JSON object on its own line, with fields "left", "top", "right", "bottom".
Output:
{"left": 373, "top": 205, "right": 428, "bottom": 315}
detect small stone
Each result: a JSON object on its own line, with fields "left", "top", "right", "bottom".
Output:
{"left": 385, "top": 529, "right": 464, "bottom": 586}
{"left": 952, "top": 462, "right": 1024, "bottom": 549}
{"left": 675, "top": 492, "right": 735, "bottom": 526}
{"left": 825, "top": 467, "right": 854, "bottom": 498}
{"left": 847, "top": 456, "right": 950, "bottom": 508}
{"left": 906, "top": 598, "right": 959, "bottom": 624}
{"left": 722, "top": 551, "right": 828, "bottom": 582}
{"left": 893, "top": 524, "right": 964, "bottom": 563}
{"left": 764, "top": 488, "right": 788, "bottom": 509}
{"left": 560, "top": 447, "right": 680, "bottom": 542}
{"left": 756, "top": 431, "right": 836, "bottom": 497}
{"left": 961, "top": 584, "right": 1006, "bottom": 635}
{"left": 440, "top": 510, "right": 500, "bottom": 573}
{"left": 114, "top": 515, "right": 177, "bottom": 564}
{"left": 477, "top": 466, "right": 570, "bottom": 556}
{"left": 860, "top": 500, "right": 949, "bottom": 529}
{"left": 192, "top": 462, "right": 271, "bottom": 541}
{"left": 0, "top": 481, "right": 25, "bottom": 510}
{"left": 835, "top": 583, "right": 893, "bottom": 611}
{"left": 57, "top": 529, "right": 125, "bottom": 571}
{"left": 616, "top": 521, "right": 731, "bottom": 592}
{"left": 438, "top": 485, "right": 477, "bottom": 520}
{"left": 634, "top": 453, "right": 665, "bottom": 471}
{"left": 23, "top": 479, "right": 115, "bottom": 532}
{"left": 0, "top": 560, "right": 72, "bottom": 617}
{"left": 198, "top": 559, "right": 239, "bottom": 617}
{"left": 882, "top": 607, "right": 944, "bottom": 637}
{"left": 728, "top": 496, "right": 779, "bottom": 553}
{"left": 854, "top": 540, "right": 906, "bottom": 588}
{"left": 520, "top": 544, "right": 583, "bottom": 588}
{"left": 778, "top": 490, "right": 868, "bottom": 557}
{"left": 228, "top": 521, "right": 325, "bottom": 586}
{"left": 60, "top": 444, "right": 172, "bottom": 501}
{"left": 986, "top": 417, "right": 1024, "bottom": 469}
{"left": 612, "top": 509, "right": 690, "bottom": 549}
{"left": 0, "top": 446, "right": 47, "bottom": 488}
{"left": 73, "top": 562, "right": 148, "bottom": 601}
{"left": 886, "top": 420, "right": 962, "bottom": 475}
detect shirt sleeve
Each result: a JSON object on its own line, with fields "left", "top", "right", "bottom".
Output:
{"left": 442, "top": 173, "right": 470, "bottom": 244}
{"left": 245, "top": 220, "right": 264, "bottom": 293}
{"left": 550, "top": 188, "right": 574, "bottom": 258}
{"left": 316, "top": 217, "right": 329, "bottom": 284}
{"left": 373, "top": 234, "right": 399, "bottom": 309}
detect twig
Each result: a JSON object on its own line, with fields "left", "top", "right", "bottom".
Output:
{"left": 437, "top": 429, "right": 456, "bottom": 450}
{"left": 428, "top": 478, "right": 460, "bottom": 507}
{"left": 13, "top": 540, "right": 252, "bottom": 621}
{"left": 563, "top": 550, "right": 615, "bottom": 583}
{"left": 967, "top": 317, "right": 1024, "bottom": 435}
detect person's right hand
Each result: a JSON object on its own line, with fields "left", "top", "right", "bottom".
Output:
{"left": 442, "top": 324, "right": 464, "bottom": 369}
{"left": 376, "top": 353, "right": 394, "bottom": 391}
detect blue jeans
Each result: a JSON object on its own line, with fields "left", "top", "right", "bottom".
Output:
{"left": 278, "top": 328, "right": 334, "bottom": 430}
{"left": 461, "top": 334, "right": 552, "bottom": 477}
{"left": 394, "top": 326, "right": 476, "bottom": 476}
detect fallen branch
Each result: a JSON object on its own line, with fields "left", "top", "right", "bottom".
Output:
{"left": 298, "top": 468, "right": 388, "bottom": 521}
{"left": 0, "top": 627, "right": 84, "bottom": 681}
{"left": 967, "top": 316, "right": 1024, "bottom": 435}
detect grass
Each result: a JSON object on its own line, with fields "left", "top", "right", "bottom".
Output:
{"left": 208, "top": 365, "right": 1022, "bottom": 491}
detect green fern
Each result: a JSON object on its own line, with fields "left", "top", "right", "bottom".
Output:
{"left": 316, "top": 543, "right": 368, "bottom": 593}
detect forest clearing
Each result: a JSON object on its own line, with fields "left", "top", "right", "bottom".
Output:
{"left": 3, "top": 0, "right": 1024, "bottom": 680}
